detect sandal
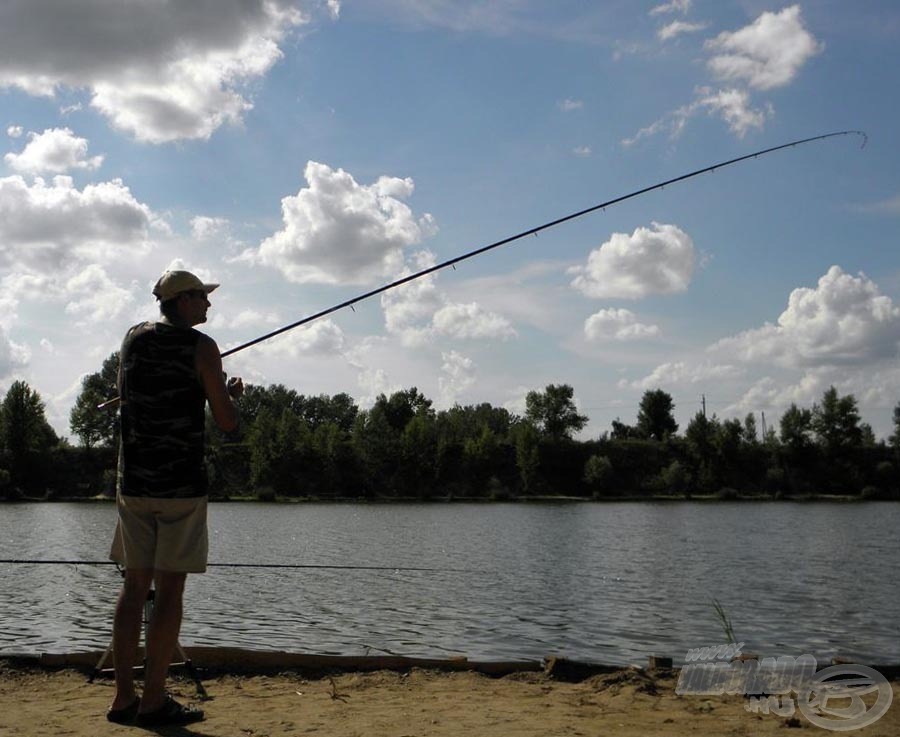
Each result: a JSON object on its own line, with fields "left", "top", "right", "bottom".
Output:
{"left": 106, "top": 696, "right": 140, "bottom": 724}
{"left": 135, "top": 695, "right": 204, "bottom": 727}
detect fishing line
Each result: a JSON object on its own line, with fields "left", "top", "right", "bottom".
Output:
{"left": 0, "top": 559, "right": 474, "bottom": 573}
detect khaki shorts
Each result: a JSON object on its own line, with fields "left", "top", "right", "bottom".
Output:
{"left": 109, "top": 494, "right": 209, "bottom": 573}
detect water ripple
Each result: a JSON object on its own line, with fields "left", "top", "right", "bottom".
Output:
{"left": 0, "top": 501, "right": 898, "bottom": 665}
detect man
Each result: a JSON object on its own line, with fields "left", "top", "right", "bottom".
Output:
{"left": 107, "top": 269, "right": 243, "bottom": 726}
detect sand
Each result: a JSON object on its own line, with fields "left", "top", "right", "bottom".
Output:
{"left": 0, "top": 659, "right": 897, "bottom": 736}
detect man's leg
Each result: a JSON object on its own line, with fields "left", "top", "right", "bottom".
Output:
{"left": 111, "top": 568, "right": 154, "bottom": 711}
{"left": 138, "top": 570, "right": 188, "bottom": 713}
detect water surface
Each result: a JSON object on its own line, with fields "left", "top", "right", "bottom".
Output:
{"left": 1, "top": 501, "right": 897, "bottom": 665}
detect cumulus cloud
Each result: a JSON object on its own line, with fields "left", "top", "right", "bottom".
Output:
{"left": 63, "top": 264, "right": 135, "bottom": 324}
{"left": 0, "top": 174, "right": 155, "bottom": 269}
{"left": 620, "top": 360, "right": 742, "bottom": 391}
{"left": 705, "top": 5, "right": 823, "bottom": 91}
{"left": 573, "top": 145, "right": 592, "bottom": 158}
{"left": 256, "top": 319, "right": 346, "bottom": 358}
{"left": 626, "top": 6, "right": 818, "bottom": 145}
{"left": 191, "top": 215, "right": 230, "bottom": 240}
{"left": 0, "top": 1, "right": 328, "bottom": 143}
{"left": 254, "top": 161, "right": 437, "bottom": 286}
{"left": 7, "top": 125, "right": 23, "bottom": 138}
{"left": 569, "top": 222, "right": 695, "bottom": 299}
{"left": 432, "top": 303, "right": 516, "bottom": 341}
{"left": 711, "top": 266, "right": 900, "bottom": 368}
{"left": 228, "top": 309, "right": 281, "bottom": 329}
{"left": 5, "top": 127, "right": 103, "bottom": 174}
{"left": 0, "top": 324, "right": 30, "bottom": 377}
{"left": 381, "top": 251, "right": 516, "bottom": 345}
{"left": 658, "top": 21, "right": 708, "bottom": 41}
{"left": 692, "top": 87, "right": 771, "bottom": 137}
{"left": 584, "top": 308, "right": 660, "bottom": 341}
{"left": 438, "top": 350, "right": 476, "bottom": 406}
{"left": 622, "top": 87, "right": 770, "bottom": 145}
{"left": 381, "top": 252, "right": 444, "bottom": 345}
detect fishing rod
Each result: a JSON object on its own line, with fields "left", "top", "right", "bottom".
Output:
{"left": 0, "top": 558, "right": 474, "bottom": 573}
{"left": 221, "top": 130, "right": 866, "bottom": 359}
{"left": 97, "top": 129, "right": 865, "bottom": 410}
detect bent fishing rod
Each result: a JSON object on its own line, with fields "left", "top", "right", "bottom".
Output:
{"left": 98, "top": 129, "right": 865, "bottom": 411}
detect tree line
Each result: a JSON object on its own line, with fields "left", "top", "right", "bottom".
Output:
{"left": 2, "top": 352, "right": 900, "bottom": 501}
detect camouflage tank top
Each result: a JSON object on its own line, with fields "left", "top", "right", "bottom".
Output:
{"left": 118, "top": 321, "right": 208, "bottom": 498}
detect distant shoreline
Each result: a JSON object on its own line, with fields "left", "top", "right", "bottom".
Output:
{"left": 4, "top": 492, "right": 893, "bottom": 504}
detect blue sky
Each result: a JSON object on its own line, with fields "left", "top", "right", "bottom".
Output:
{"left": 1, "top": 0, "right": 898, "bottom": 441}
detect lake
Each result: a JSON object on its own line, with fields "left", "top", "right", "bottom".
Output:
{"left": 0, "top": 501, "right": 898, "bottom": 666}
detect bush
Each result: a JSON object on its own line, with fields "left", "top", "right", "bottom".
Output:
{"left": 583, "top": 454, "right": 613, "bottom": 496}
{"left": 256, "top": 486, "right": 277, "bottom": 502}
{"left": 717, "top": 487, "right": 739, "bottom": 500}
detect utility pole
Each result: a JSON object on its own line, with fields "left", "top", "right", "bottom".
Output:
{"left": 701, "top": 394, "right": 706, "bottom": 417}
{"left": 761, "top": 411, "right": 767, "bottom": 438}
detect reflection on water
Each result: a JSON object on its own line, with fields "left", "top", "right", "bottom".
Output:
{"left": 0, "top": 501, "right": 898, "bottom": 665}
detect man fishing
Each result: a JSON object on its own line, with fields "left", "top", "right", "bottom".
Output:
{"left": 106, "top": 269, "right": 243, "bottom": 726}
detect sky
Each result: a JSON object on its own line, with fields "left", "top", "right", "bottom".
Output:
{"left": 1, "top": 0, "right": 899, "bottom": 442}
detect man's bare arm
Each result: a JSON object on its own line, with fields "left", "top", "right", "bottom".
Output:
{"left": 196, "top": 335, "right": 242, "bottom": 432}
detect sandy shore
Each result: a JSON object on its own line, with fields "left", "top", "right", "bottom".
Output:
{"left": 0, "top": 658, "right": 897, "bottom": 736}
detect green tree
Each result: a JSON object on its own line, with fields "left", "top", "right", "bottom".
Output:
{"left": 525, "top": 384, "right": 587, "bottom": 441}
{"left": 684, "top": 411, "right": 718, "bottom": 492}
{"left": 69, "top": 352, "right": 119, "bottom": 448}
{"left": 890, "top": 401, "right": 900, "bottom": 450}
{"left": 811, "top": 386, "right": 862, "bottom": 451}
{"left": 512, "top": 421, "right": 540, "bottom": 494}
{"left": 779, "top": 404, "right": 814, "bottom": 450}
{"left": 1, "top": 380, "right": 59, "bottom": 493}
{"left": 636, "top": 388, "right": 678, "bottom": 441}
{"left": 659, "top": 459, "right": 690, "bottom": 495}
{"left": 584, "top": 454, "right": 613, "bottom": 496}
{"left": 743, "top": 413, "right": 758, "bottom": 444}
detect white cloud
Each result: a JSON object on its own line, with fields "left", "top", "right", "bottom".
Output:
{"left": 438, "top": 350, "right": 475, "bottom": 407}
{"left": 256, "top": 319, "right": 346, "bottom": 358}
{"left": 650, "top": 0, "right": 691, "bottom": 16}
{"left": 658, "top": 21, "right": 708, "bottom": 41}
{"left": 705, "top": 5, "right": 823, "bottom": 91}
{"left": 381, "top": 251, "right": 516, "bottom": 345}
{"left": 191, "top": 215, "right": 230, "bottom": 240}
{"left": 622, "top": 86, "right": 770, "bottom": 145}
{"left": 432, "top": 303, "right": 516, "bottom": 341}
{"left": 5, "top": 127, "right": 103, "bottom": 174}
{"left": 254, "top": 161, "right": 437, "bottom": 285}
{"left": 569, "top": 222, "right": 695, "bottom": 299}
{"left": 7, "top": 125, "right": 23, "bottom": 138}
{"left": 584, "top": 308, "right": 660, "bottom": 341}
{"left": 0, "top": 324, "right": 30, "bottom": 378}
{"left": 228, "top": 309, "right": 281, "bottom": 329}
{"left": 381, "top": 251, "right": 444, "bottom": 345}
{"left": 854, "top": 193, "right": 900, "bottom": 215}
{"left": 573, "top": 145, "right": 592, "bottom": 158}
{"left": 621, "top": 360, "right": 742, "bottom": 391}
{"left": 0, "top": 175, "right": 155, "bottom": 269}
{"left": 711, "top": 266, "right": 900, "bottom": 368}
{"left": 63, "top": 264, "right": 135, "bottom": 324}
{"left": 0, "top": 1, "right": 326, "bottom": 143}
{"left": 692, "top": 87, "right": 771, "bottom": 138}
{"left": 558, "top": 98, "right": 583, "bottom": 112}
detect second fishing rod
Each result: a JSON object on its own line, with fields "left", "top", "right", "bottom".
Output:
{"left": 98, "top": 129, "right": 865, "bottom": 410}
